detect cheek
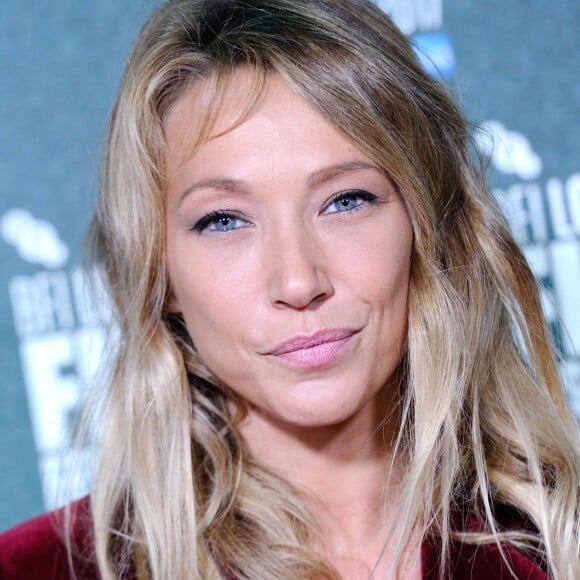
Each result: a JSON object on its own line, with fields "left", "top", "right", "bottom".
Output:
{"left": 336, "top": 219, "right": 413, "bottom": 306}
{"left": 168, "top": 247, "right": 257, "bottom": 354}
{"left": 341, "top": 220, "right": 413, "bottom": 367}
{"left": 175, "top": 283, "right": 249, "bottom": 384}
{"left": 175, "top": 283, "right": 262, "bottom": 397}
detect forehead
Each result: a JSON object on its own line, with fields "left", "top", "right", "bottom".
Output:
{"left": 164, "top": 69, "right": 269, "bottom": 169}
{"left": 164, "top": 72, "right": 373, "bottom": 188}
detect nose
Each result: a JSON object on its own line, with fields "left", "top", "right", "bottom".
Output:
{"left": 265, "top": 224, "right": 333, "bottom": 310}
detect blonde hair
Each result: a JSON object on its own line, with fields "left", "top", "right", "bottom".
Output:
{"left": 85, "top": 0, "right": 580, "bottom": 578}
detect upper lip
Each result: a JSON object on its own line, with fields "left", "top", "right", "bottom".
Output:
{"left": 266, "top": 328, "right": 358, "bottom": 355}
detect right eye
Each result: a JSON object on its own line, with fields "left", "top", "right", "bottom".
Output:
{"left": 191, "top": 211, "right": 249, "bottom": 233}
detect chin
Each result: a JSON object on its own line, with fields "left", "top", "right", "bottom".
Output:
{"left": 261, "top": 381, "right": 381, "bottom": 430}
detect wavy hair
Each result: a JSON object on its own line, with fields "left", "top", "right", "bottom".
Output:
{"left": 85, "top": 0, "right": 580, "bottom": 577}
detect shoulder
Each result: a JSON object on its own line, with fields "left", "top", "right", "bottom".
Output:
{"left": 0, "top": 497, "right": 99, "bottom": 580}
{"left": 422, "top": 535, "right": 548, "bottom": 580}
{"left": 422, "top": 507, "right": 548, "bottom": 580}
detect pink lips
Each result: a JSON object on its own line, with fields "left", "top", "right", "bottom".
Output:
{"left": 267, "top": 328, "right": 357, "bottom": 369}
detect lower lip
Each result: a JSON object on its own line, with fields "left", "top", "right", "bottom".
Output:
{"left": 274, "top": 336, "right": 354, "bottom": 369}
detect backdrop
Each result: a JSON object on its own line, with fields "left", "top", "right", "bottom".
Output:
{"left": 1, "top": 0, "right": 579, "bottom": 530}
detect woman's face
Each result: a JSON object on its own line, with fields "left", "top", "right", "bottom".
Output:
{"left": 165, "top": 74, "right": 413, "bottom": 430}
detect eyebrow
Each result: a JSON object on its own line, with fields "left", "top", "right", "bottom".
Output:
{"left": 309, "top": 160, "right": 382, "bottom": 186}
{"left": 177, "top": 160, "right": 382, "bottom": 207}
{"left": 178, "top": 178, "right": 247, "bottom": 206}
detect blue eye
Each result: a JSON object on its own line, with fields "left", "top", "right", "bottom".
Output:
{"left": 324, "top": 190, "right": 378, "bottom": 214}
{"left": 192, "top": 211, "right": 247, "bottom": 233}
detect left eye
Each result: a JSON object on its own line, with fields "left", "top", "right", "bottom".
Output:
{"left": 207, "top": 215, "right": 244, "bottom": 232}
{"left": 191, "top": 211, "right": 249, "bottom": 234}
{"left": 323, "top": 190, "right": 378, "bottom": 214}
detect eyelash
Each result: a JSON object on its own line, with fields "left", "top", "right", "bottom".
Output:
{"left": 325, "top": 189, "right": 378, "bottom": 214}
{"left": 190, "top": 210, "right": 246, "bottom": 233}
{"left": 190, "top": 189, "right": 379, "bottom": 234}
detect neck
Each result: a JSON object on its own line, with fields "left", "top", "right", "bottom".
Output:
{"left": 237, "top": 384, "right": 405, "bottom": 573}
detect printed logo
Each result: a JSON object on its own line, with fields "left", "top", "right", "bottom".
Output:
{"left": 6, "top": 264, "right": 107, "bottom": 508}
{"left": 474, "top": 120, "right": 543, "bottom": 180}
{"left": 475, "top": 122, "right": 580, "bottom": 411}
{"left": 0, "top": 208, "right": 69, "bottom": 269}
{"left": 1, "top": 210, "right": 108, "bottom": 507}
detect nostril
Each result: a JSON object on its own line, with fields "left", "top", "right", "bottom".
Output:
{"left": 271, "top": 270, "right": 334, "bottom": 310}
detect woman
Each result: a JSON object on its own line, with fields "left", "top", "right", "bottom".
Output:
{"left": 1, "top": 0, "right": 579, "bottom": 578}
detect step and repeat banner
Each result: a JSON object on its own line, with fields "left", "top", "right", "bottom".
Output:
{"left": 1, "top": 0, "right": 579, "bottom": 530}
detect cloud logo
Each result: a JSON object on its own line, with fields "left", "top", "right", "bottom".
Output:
{"left": 0, "top": 208, "right": 69, "bottom": 269}
{"left": 474, "top": 120, "right": 543, "bottom": 180}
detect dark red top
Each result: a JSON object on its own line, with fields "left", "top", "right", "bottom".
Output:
{"left": 0, "top": 499, "right": 548, "bottom": 579}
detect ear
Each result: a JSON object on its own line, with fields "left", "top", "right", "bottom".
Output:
{"left": 165, "top": 288, "right": 181, "bottom": 314}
